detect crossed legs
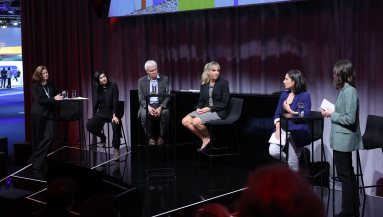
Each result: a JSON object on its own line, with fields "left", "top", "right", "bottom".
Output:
{"left": 182, "top": 115, "right": 210, "bottom": 149}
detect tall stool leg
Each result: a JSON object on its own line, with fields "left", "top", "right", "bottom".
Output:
{"left": 232, "top": 124, "right": 245, "bottom": 169}
{"left": 121, "top": 124, "right": 128, "bottom": 153}
{"left": 209, "top": 125, "right": 213, "bottom": 175}
{"left": 221, "top": 126, "right": 231, "bottom": 168}
{"left": 356, "top": 151, "right": 366, "bottom": 217}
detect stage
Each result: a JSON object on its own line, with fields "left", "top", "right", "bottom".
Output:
{"left": 0, "top": 146, "right": 382, "bottom": 217}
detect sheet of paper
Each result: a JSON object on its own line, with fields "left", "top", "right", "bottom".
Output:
{"left": 268, "top": 133, "right": 287, "bottom": 145}
{"left": 180, "top": 89, "right": 200, "bottom": 92}
{"left": 319, "top": 99, "right": 334, "bottom": 111}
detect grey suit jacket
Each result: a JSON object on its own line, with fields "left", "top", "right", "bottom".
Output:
{"left": 329, "top": 83, "right": 364, "bottom": 152}
{"left": 137, "top": 74, "right": 170, "bottom": 116}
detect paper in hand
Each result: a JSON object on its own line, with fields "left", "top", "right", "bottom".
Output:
{"left": 319, "top": 99, "right": 334, "bottom": 111}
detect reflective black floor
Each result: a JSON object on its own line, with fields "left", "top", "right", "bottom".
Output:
{"left": 2, "top": 146, "right": 383, "bottom": 217}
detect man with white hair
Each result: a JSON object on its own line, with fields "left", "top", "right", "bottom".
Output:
{"left": 138, "top": 60, "right": 171, "bottom": 146}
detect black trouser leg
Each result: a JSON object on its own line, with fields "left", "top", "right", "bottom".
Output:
{"left": 86, "top": 114, "right": 107, "bottom": 138}
{"left": 160, "top": 108, "right": 170, "bottom": 137}
{"left": 333, "top": 150, "right": 360, "bottom": 215}
{"left": 28, "top": 118, "right": 54, "bottom": 167}
{"left": 140, "top": 108, "right": 153, "bottom": 137}
{"left": 7, "top": 78, "right": 11, "bottom": 88}
{"left": 111, "top": 121, "right": 121, "bottom": 149}
{"left": 1, "top": 78, "right": 5, "bottom": 88}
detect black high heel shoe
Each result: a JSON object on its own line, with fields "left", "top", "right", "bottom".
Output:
{"left": 197, "top": 141, "right": 211, "bottom": 153}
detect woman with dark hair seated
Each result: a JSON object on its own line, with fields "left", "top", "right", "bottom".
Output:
{"left": 269, "top": 70, "right": 312, "bottom": 171}
{"left": 86, "top": 71, "right": 121, "bottom": 161}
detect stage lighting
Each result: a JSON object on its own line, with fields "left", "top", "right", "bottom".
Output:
{"left": 8, "top": 11, "right": 14, "bottom": 14}
{"left": 13, "top": 22, "right": 17, "bottom": 25}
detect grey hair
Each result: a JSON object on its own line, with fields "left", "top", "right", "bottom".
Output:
{"left": 144, "top": 60, "right": 157, "bottom": 71}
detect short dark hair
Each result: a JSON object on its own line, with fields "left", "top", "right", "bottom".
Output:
{"left": 286, "top": 70, "right": 307, "bottom": 95}
{"left": 46, "top": 178, "right": 76, "bottom": 211}
{"left": 8, "top": 67, "right": 10, "bottom": 70}
{"left": 80, "top": 195, "right": 120, "bottom": 217}
{"left": 93, "top": 70, "right": 109, "bottom": 92}
{"left": 333, "top": 59, "right": 356, "bottom": 90}
{"left": 237, "top": 164, "right": 325, "bottom": 217}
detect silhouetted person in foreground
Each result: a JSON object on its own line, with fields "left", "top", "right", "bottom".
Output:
{"left": 34, "top": 178, "right": 76, "bottom": 217}
{"left": 237, "top": 164, "right": 325, "bottom": 217}
{"left": 80, "top": 195, "right": 121, "bottom": 217}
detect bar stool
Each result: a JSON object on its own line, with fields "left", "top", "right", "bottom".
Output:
{"left": 88, "top": 101, "right": 128, "bottom": 162}
{"left": 199, "top": 97, "right": 246, "bottom": 171}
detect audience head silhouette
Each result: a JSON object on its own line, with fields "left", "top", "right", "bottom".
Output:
{"left": 80, "top": 195, "right": 121, "bottom": 217}
{"left": 196, "top": 204, "right": 230, "bottom": 217}
{"left": 237, "top": 164, "right": 325, "bottom": 217}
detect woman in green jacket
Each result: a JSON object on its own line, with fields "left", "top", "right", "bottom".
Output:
{"left": 322, "top": 59, "right": 363, "bottom": 217}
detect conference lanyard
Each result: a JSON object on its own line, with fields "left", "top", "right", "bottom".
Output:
{"left": 42, "top": 85, "right": 50, "bottom": 97}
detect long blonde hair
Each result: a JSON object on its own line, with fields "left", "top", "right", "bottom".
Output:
{"left": 201, "top": 61, "right": 220, "bottom": 85}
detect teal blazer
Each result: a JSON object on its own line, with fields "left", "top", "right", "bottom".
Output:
{"left": 330, "top": 83, "right": 363, "bottom": 152}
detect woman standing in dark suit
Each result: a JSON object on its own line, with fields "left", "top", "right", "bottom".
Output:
{"left": 182, "top": 62, "right": 230, "bottom": 152}
{"left": 322, "top": 60, "right": 363, "bottom": 217}
{"left": 86, "top": 71, "right": 121, "bottom": 161}
{"left": 28, "top": 66, "right": 63, "bottom": 170}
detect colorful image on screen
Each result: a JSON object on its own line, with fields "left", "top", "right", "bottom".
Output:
{"left": 108, "top": 0, "right": 301, "bottom": 17}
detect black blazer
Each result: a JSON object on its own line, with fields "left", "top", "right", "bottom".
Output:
{"left": 30, "top": 80, "right": 60, "bottom": 117}
{"left": 92, "top": 81, "right": 119, "bottom": 116}
{"left": 137, "top": 74, "right": 170, "bottom": 109}
{"left": 195, "top": 76, "right": 230, "bottom": 119}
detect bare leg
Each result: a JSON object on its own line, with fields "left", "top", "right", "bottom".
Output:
{"left": 191, "top": 117, "right": 210, "bottom": 148}
{"left": 182, "top": 115, "right": 205, "bottom": 139}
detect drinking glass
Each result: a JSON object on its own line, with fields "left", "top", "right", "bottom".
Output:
{"left": 72, "top": 90, "right": 76, "bottom": 98}
{"left": 165, "top": 84, "right": 170, "bottom": 94}
{"left": 64, "top": 90, "right": 68, "bottom": 99}
{"left": 298, "top": 102, "right": 304, "bottom": 117}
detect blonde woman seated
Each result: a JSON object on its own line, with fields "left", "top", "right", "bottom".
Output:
{"left": 182, "top": 62, "right": 230, "bottom": 152}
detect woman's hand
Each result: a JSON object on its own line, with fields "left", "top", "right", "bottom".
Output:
{"left": 197, "top": 107, "right": 211, "bottom": 114}
{"left": 275, "top": 130, "right": 280, "bottom": 140}
{"left": 54, "top": 94, "right": 64, "bottom": 100}
{"left": 322, "top": 108, "right": 333, "bottom": 117}
{"left": 112, "top": 115, "right": 120, "bottom": 125}
{"left": 283, "top": 100, "right": 292, "bottom": 113}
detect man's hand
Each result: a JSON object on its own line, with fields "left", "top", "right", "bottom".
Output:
{"left": 154, "top": 107, "right": 162, "bottom": 117}
{"left": 148, "top": 106, "right": 156, "bottom": 116}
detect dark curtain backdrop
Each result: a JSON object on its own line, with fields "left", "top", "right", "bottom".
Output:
{"left": 21, "top": 0, "right": 383, "bottom": 195}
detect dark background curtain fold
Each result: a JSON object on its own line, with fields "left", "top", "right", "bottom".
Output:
{"left": 21, "top": 0, "right": 383, "bottom": 195}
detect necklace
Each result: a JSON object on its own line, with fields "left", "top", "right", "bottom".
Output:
{"left": 42, "top": 84, "right": 49, "bottom": 97}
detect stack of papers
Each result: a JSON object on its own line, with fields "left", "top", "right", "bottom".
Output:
{"left": 268, "top": 133, "right": 287, "bottom": 145}
{"left": 180, "top": 89, "right": 200, "bottom": 92}
{"left": 319, "top": 99, "right": 334, "bottom": 111}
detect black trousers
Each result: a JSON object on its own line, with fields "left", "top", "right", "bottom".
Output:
{"left": 139, "top": 104, "right": 170, "bottom": 138}
{"left": 86, "top": 114, "right": 121, "bottom": 149}
{"left": 333, "top": 150, "right": 360, "bottom": 215}
{"left": 0, "top": 78, "right": 5, "bottom": 88}
{"left": 28, "top": 114, "right": 54, "bottom": 168}
{"left": 7, "top": 78, "right": 11, "bottom": 88}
